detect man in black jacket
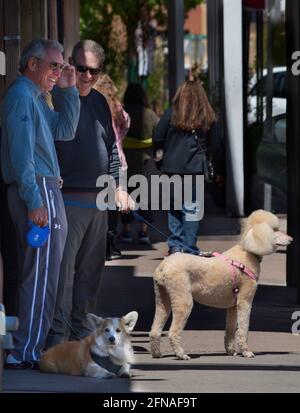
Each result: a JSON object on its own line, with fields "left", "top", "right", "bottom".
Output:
{"left": 47, "top": 40, "right": 133, "bottom": 347}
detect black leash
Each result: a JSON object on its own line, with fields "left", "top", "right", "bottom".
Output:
{"left": 64, "top": 199, "right": 198, "bottom": 254}
{"left": 59, "top": 308, "right": 82, "bottom": 340}
{"left": 130, "top": 211, "right": 198, "bottom": 254}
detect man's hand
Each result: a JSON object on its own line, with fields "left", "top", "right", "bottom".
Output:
{"left": 115, "top": 190, "right": 135, "bottom": 213}
{"left": 56, "top": 64, "right": 76, "bottom": 88}
{"left": 28, "top": 206, "right": 48, "bottom": 227}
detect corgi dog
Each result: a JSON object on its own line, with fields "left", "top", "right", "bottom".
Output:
{"left": 40, "top": 311, "right": 138, "bottom": 379}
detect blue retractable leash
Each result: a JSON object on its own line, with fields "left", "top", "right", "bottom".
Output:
{"left": 63, "top": 199, "right": 197, "bottom": 254}
{"left": 26, "top": 221, "right": 50, "bottom": 248}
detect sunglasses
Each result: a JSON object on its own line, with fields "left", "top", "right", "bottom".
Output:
{"left": 75, "top": 64, "right": 101, "bottom": 76}
{"left": 35, "top": 57, "right": 65, "bottom": 72}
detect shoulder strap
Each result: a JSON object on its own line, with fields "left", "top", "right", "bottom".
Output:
{"left": 192, "top": 129, "right": 207, "bottom": 153}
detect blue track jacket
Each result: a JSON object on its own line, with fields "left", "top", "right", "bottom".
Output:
{"left": 0, "top": 75, "right": 80, "bottom": 210}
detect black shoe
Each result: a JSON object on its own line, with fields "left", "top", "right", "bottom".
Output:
{"left": 106, "top": 248, "right": 122, "bottom": 260}
{"left": 138, "top": 231, "right": 150, "bottom": 245}
{"left": 106, "top": 230, "right": 122, "bottom": 260}
{"left": 166, "top": 247, "right": 182, "bottom": 256}
{"left": 119, "top": 231, "right": 132, "bottom": 243}
{"left": 5, "top": 360, "right": 39, "bottom": 370}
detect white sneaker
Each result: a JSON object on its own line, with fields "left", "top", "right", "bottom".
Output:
{"left": 6, "top": 353, "right": 21, "bottom": 364}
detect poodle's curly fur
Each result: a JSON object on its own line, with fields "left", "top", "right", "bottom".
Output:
{"left": 149, "top": 210, "right": 292, "bottom": 360}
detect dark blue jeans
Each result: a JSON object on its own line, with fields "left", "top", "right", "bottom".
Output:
{"left": 167, "top": 181, "right": 202, "bottom": 254}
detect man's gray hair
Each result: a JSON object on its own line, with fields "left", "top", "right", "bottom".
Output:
{"left": 19, "top": 39, "right": 64, "bottom": 73}
{"left": 72, "top": 40, "right": 105, "bottom": 69}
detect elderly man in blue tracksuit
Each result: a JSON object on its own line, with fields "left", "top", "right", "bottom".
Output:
{"left": 0, "top": 39, "right": 80, "bottom": 369}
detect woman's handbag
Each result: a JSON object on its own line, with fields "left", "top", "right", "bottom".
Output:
{"left": 202, "top": 152, "right": 215, "bottom": 183}
{"left": 193, "top": 129, "right": 215, "bottom": 183}
{"left": 151, "top": 134, "right": 215, "bottom": 183}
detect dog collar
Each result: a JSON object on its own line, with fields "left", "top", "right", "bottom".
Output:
{"left": 90, "top": 351, "right": 122, "bottom": 375}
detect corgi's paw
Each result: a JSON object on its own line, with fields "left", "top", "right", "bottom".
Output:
{"left": 120, "top": 371, "right": 131, "bottom": 378}
{"left": 104, "top": 371, "right": 116, "bottom": 379}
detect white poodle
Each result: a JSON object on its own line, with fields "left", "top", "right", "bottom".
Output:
{"left": 149, "top": 210, "right": 292, "bottom": 360}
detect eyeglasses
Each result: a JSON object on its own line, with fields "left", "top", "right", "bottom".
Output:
{"left": 75, "top": 64, "right": 101, "bottom": 76}
{"left": 35, "top": 57, "right": 65, "bottom": 72}
{"left": 48, "top": 61, "right": 65, "bottom": 72}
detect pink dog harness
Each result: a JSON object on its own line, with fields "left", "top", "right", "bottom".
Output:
{"left": 212, "top": 252, "right": 257, "bottom": 305}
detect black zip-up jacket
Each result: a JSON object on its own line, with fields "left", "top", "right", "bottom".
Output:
{"left": 152, "top": 108, "right": 224, "bottom": 176}
{"left": 53, "top": 88, "right": 120, "bottom": 191}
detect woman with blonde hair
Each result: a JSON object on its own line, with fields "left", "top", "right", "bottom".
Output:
{"left": 95, "top": 74, "right": 129, "bottom": 170}
{"left": 153, "top": 79, "right": 221, "bottom": 256}
{"left": 94, "top": 74, "right": 130, "bottom": 259}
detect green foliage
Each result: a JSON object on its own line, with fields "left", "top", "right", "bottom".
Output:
{"left": 262, "top": 20, "right": 286, "bottom": 67}
{"left": 184, "top": 0, "right": 203, "bottom": 12}
{"left": 272, "top": 21, "right": 286, "bottom": 66}
{"left": 80, "top": 1, "right": 126, "bottom": 84}
{"left": 147, "top": 47, "right": 168, "bottom": 114}
{"left": 80, "top": 0, "right": 203, "bottom": 88}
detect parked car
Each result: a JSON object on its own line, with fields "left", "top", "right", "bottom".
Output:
{"left": 248, "top": 67, "right": 286, "bottom": 124}
{"left": 256, "top": 113, "right": 286, "bottom": 194}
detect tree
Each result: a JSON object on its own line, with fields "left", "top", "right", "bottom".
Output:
{"left": 80, "top": 0, "right": 203, "bottom": 87}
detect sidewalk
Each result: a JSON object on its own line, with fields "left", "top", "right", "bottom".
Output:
{"left": 2, "top": 213, "right": 300, "bottom": 393}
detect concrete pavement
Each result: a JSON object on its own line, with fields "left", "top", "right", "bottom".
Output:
{"left": 2, "top": 213, "right": 300, "bottom": 393}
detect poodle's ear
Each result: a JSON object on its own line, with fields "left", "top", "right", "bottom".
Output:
{"left": 241, "top": 222, "right": 275, "bottom": 256}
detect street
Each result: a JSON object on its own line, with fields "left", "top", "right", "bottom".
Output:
{"left": 2, "top": 214, "right": 300, "bottom": 393}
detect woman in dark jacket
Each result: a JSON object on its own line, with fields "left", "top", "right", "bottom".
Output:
{"left": 153, "top": 79, "right": 218, "bottom": 255}
{"left": 121, "top": 83, "right": 159, "bottom": 244}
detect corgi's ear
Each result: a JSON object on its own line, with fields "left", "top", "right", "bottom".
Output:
{"left": 122, "top": 311, "right": 138, "bottom": 333}
{"left": 87, "top": 313, "right": 103, "bottom": 328}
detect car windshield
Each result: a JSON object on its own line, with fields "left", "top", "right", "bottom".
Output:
{"left": 249, "top": 71, "right": 286, "bottom": 98}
